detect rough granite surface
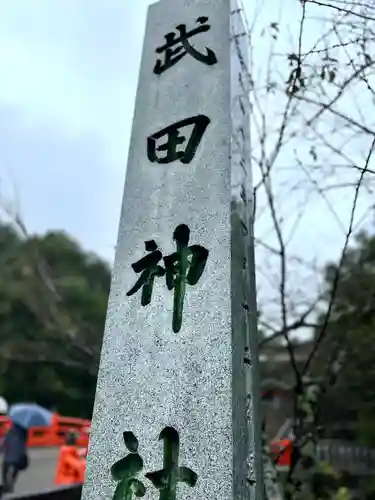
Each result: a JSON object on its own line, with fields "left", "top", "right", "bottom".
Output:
{"left": 81, "top": 1, "right": 263, "bottom": 500}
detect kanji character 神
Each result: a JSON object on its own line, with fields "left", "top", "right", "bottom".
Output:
{"left": 127, "top": 225, "right": 208, "bottom": 333}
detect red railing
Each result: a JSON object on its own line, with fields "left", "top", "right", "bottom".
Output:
{"left": 0, "top": 414, "right": 90, "bottom": 447}
{"left": 0, "top": 416, "right": 10, "bottom": 439}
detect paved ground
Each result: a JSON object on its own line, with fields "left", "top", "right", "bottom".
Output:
{"left": 1, "top": 447, "right": 60, "bottom": 496}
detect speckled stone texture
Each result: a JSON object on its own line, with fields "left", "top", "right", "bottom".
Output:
{"left": 230, "top": 3, "right": 264, "bottom": 499}
{"left": 81, "top": 1, "right": 263, "bottom": 500}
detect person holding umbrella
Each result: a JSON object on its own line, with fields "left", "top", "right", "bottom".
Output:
{"left": 0, "top": 422, "right": 28, "bottom": 493}
{"left": 0, "top": 403, "right": 52, "bottom": 494}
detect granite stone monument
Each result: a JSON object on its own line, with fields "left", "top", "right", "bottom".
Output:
{"left": 81, "top": 0, "right": 264, "bottom": 499}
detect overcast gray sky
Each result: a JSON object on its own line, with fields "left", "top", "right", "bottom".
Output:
{"left": 0, "top": 0, "right": 156, "bottom": 260}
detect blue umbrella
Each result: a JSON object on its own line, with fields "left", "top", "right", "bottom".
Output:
{"left": 9, "top": 403, "right": 52, "bottom": 429}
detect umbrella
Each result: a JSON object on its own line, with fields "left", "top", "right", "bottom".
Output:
{"left": 9, "top": 403, "right": 52, "bottom": 429}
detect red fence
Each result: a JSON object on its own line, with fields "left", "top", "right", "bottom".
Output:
{"left": 0, "top": 414, "right": 90, "bottom": 447}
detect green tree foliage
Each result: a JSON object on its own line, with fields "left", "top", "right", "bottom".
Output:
{"left": 315, "top": 230, "right": 375, "bottom": 446}
{"left": 0, "top": 223, "right": 111, "bottom": 418}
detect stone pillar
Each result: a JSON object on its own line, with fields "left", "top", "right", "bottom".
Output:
{"left": 81, "top": 1, "right": 264, "bottom": 500}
